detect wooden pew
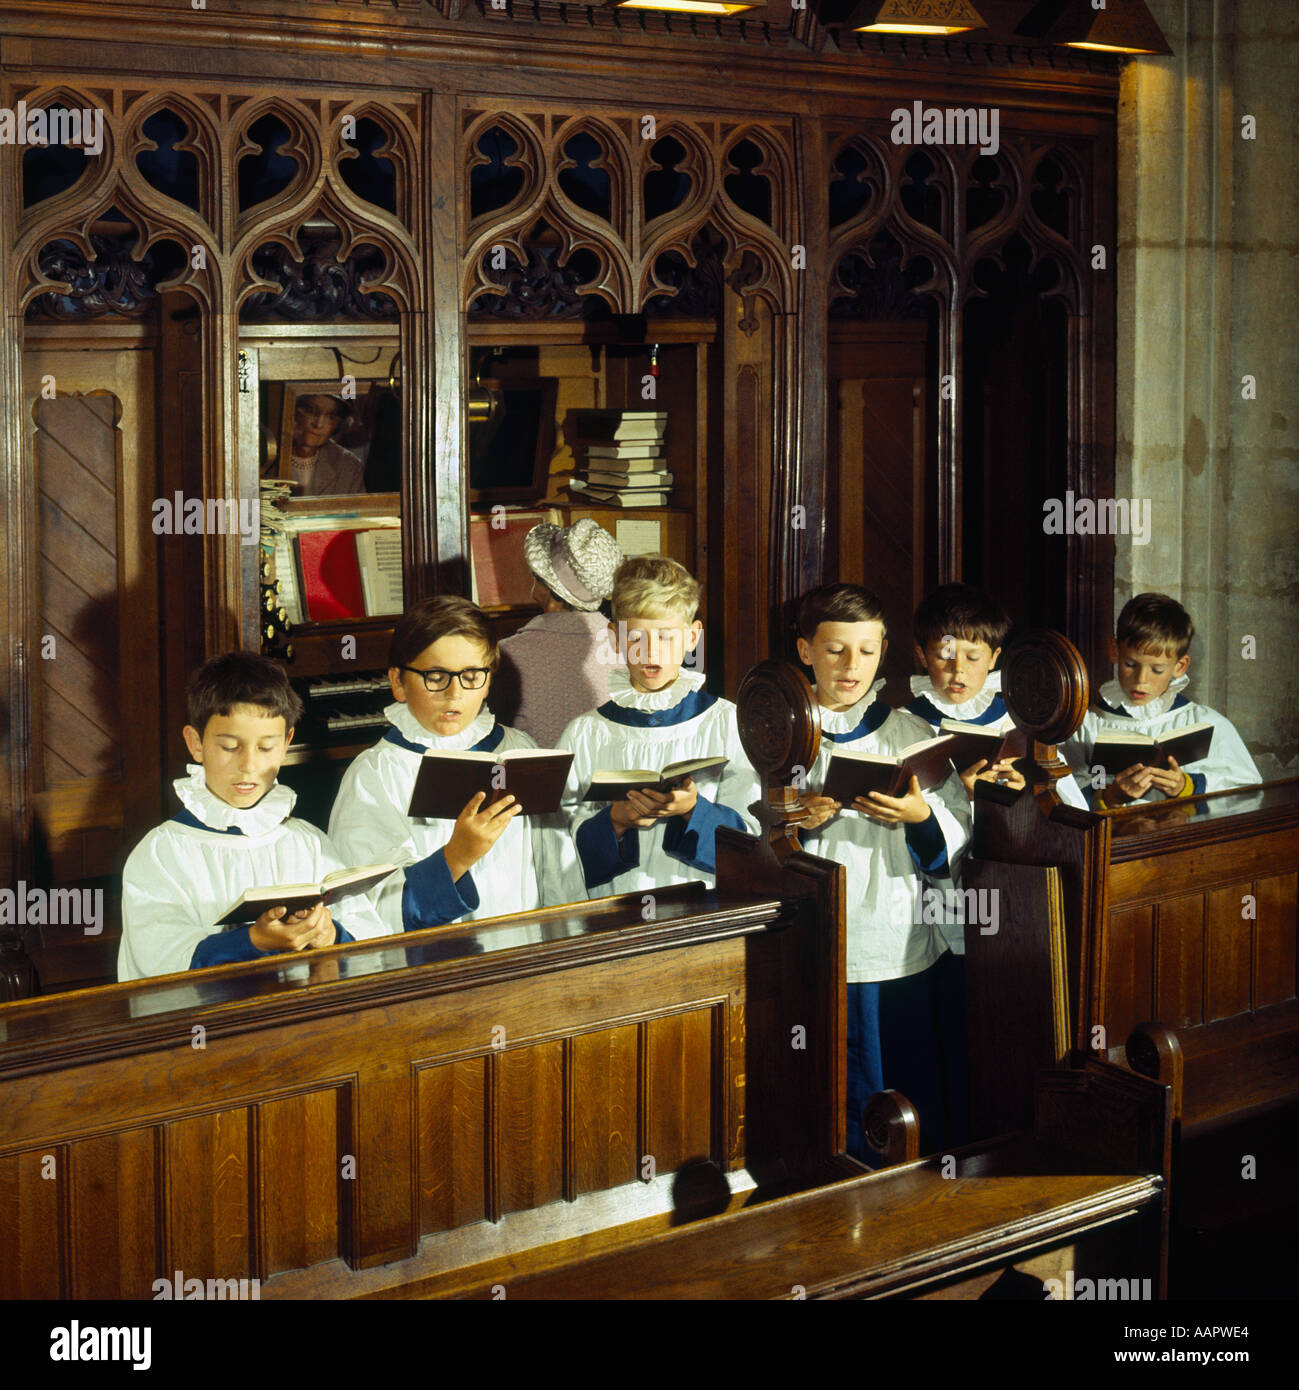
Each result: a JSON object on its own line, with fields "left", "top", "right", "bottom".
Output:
{"left": 0, "top": 872, "right": 859, "bottom": 1299}
{"left": 0, "top": 657, "right": 1172, "bottom": 1300}
{"left": 961, "top": 631, "right": 1299, "bottom": 1147}
{"left": 382, "top": 1060, "right": 1169, "bottom": 1300}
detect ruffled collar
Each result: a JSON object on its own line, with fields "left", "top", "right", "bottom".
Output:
{"left": 385, "top": 700, "right": 496, "bottom": 752}
{"left": 908, "top": 669, "right": 1001, "bottom": 721}
{"left": 1098, "top": 675, "right": 1189, "bottom": 721}
{"left": 174, "top": 764, "right": 296, "bottom": 837}
{"left": 815, "top": 678, "right": 887, "bottom": 736}
{"left": 605, "top": 666, "right": 707, "bottom": 712}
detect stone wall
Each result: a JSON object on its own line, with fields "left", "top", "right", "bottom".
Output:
{"left": 1116, "top": 0, "right": 1298, "bottom": 776}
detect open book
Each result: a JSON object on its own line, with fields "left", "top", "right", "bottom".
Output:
{"left": 821, "top": 734, "right": 958, "bottom": 804}
{"left": 939, "top": 719, "right": 1028, "bottom": 771}
{"left": 1091, "top": 722, "right": 1214, "bottom": 779}
{"left": 215, "top": 864, "right": 397, "bottom": 926}
{"left": 408, "top": 748, "right": 574, "bottom": 819}
{"left": 583, "top": 756, "right": 728, "bottom": 803}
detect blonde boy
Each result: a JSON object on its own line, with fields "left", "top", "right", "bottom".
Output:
{"left": 548, "top": 556, "right": 759, "bottom": 901}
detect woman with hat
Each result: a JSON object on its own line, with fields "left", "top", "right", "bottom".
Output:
{"left": 494, "top": 519, "right": 623, "bottom": 749}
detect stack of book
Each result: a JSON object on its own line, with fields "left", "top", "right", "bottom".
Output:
{"left": 567, "top": 409, "right": 672, "bottom": 508}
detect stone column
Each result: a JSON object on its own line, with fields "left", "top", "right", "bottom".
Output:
{"left": 1116, "top": 0, "right": 1298, "bottom": 777}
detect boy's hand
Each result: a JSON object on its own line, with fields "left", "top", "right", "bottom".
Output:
{"left": 1111, "top": 762, "right": 1156, "bottom": 803}
{"left": 655, "top": 777, "right": 698, "bottom": 819}
{"left": 1146, "top": 755, "right": 1190, "bottom": 797}
{"left": 611, "top": 787, "right": 669, "bottom": 834}
{"left": 250, "top": 902, "right": 327, "bottom": 954}
{"left": 855, "top": 775, "right": 931, "bottom": 826}
{"left": 960, "top": 758, "right": 1027, "bottom": 799}
{"left": 797, "top": 793, "right": 841, "bottom": 830}
{"left": 444, "top": 791, "right": 522, "bottom": 881}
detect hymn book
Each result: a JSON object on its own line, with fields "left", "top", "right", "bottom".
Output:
{"left": 1091, "top": 722, "right": 1214, "bottom": 778}
{"left": 938, "top": 719, "right": 1029, "bottom": 770}
{"left": 407, "top": 748, "right": 574, "bottom": 819}
{"left": 583, "top": 756, "right": 729, "bottom": 802}
{"left": 215, "top": 864, "right": 397, "bottom": 926}
{"left": 821, "top": 734, "right": 958, "bottom": 803}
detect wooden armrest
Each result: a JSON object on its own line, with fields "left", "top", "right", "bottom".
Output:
{"left": 862, "top": 1089, "right": 919, "bottom": 1167}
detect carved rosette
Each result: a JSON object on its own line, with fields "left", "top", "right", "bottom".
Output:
{"left": 736, "top": 660, "right": 820, "bottom": 785}
{"left": 1001, "top": 628, "right": 1090, "bottom": 746}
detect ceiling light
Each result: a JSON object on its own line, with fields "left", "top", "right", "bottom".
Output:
{"left": 844, "top": 0, "right": 988, "bottom": 35}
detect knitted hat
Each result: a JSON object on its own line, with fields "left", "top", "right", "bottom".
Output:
{"left": 524, "top": 519, "right": 623, "bottom": 612}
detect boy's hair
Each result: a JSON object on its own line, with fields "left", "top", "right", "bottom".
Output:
{"left": 795, "top": 583, "right": 887, "bottom": 641}
{"left": 610, "top": 556, "right": 700, "bottom": 625}
{"left": 186, "top": 652, "right": 303, "bottom": 737}
{"left": 912, "top": 583, "right": 1011, "bottom": 653}
{"left": 389, "top": 595, "right": 499, "bottom": 672}
{"left": 1116, "top": 592, "right": 1194, "bottom": 657}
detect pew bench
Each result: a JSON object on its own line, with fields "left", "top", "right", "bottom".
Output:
{"left": 379, "top": 1060, "right": 1170, "bottom": 1300}
{"left": 1126, "top": 999, "right": 1299, "bottom": 1138}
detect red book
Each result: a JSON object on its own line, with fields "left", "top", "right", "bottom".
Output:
{"left": 296, "top": 530, "right": 367, "bottom": 622}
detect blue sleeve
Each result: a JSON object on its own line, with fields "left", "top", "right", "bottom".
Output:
{"left": 904, "top": 810, "right": 949, "bottom": 874}
{"left": 576, "top": 806, "right": 640, "bottom": 890}
{"left": 331, "top": 924, "right": 356, "bottom": 944}
{"left": 402, "top": 848, "right": 479, "bottom": 930}
{"left": 661, "top": 794, "right": 746, "bottom": 875}
{"left": 1189, "top": 772, "right": 1207, "bottom": 796}
{"left": 190, "top": 926, "right": 265, "bottom": 970}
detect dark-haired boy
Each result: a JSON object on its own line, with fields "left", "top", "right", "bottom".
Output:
{"left": 329, "top": 595, "right": 569, "bottom": 933}
{"left": 119, "top": 653, "right": 389, "bottom": 981}
{"left": 792, "top": 584, "right": 971, "bottom": 1162}
{"left": 1065, "top": 592, "right": 1259, "bottom": 806}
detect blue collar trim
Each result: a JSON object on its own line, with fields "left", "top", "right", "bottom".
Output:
{"left": 172, "top": 807, "right": 243, "bottom": 836}
{"left": 1094, "top": 692, "right": 1190, "bottom": 719}
{"left": 823, "top": 698, "right": 893, "bottom": 744}
{"left": 384, "top": 723, "right": 506, "bottom": 754}
{"left": 597, "top": 688, "right": 718, "bottom": 728}
{"left": 904, "top": 692, "right": 1007, "bottom": 729}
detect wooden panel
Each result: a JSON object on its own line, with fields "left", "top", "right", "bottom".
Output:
{"left": 34, "top": 394, "right": 121, "bottom": 786}
{"left": 1108, "top": 827, "right": 1299, "bottom": 906}
{"left": 499, "top": 1041, "right": 565, "bottom": 1216}
{"left": 1153, "top": 895, "right": 1205, "bottom": 1030}
{"left": 644, "top": 1007, "right": 715, "bottom": 1173}
{"left": 417, "top": 1057, "right": 488, "bottom": 1236}
{"left": 69, "top": 1127, "right": 158, "bottom": 1299}
{"left": 1102, "top": 905, "right": 1153, "bottom": 1044}
{"left": 571, "top": 1024, "right": 640, "bottom": 1196}
{"left": 1204, "top": 884, "right": 1254, "bottom": 1022}
{"left": 1254, "top": 872, "right": 1299, "bottom": 1009}
{"left": 165, "top": 1109, "right": 252, "bottom": 1281}
{"left": 0, "top": 1147, "right": 63, "bottom": 1298}
{"left": 259, "top": 1089, "right": 343, "bottom": 1277}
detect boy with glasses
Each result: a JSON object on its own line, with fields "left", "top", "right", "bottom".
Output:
{"left": 329, "top": 595, "right": 562, "bottom": 931}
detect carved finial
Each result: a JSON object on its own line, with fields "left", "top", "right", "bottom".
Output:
{"left": 736, "top": 660, "right": 821, "bottom": 863}
{"left": 1001, "top": 629, "right": 1091, "bottom": 807}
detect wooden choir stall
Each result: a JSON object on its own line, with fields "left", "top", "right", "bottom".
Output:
{"left": 0, "top": 652, "right": 1178, "bottom": 1301}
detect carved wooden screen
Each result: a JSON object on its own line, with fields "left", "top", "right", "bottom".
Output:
{"left": 462, "top": 107, "right": 801, "bottom": 689}
{"left": 827, "top": 128, "right": 1107, "bottom": 655}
